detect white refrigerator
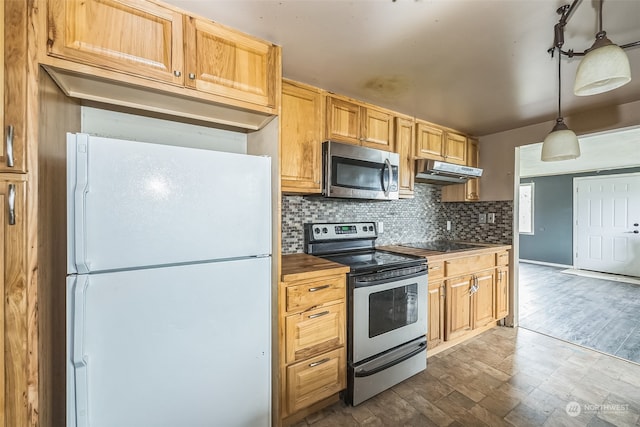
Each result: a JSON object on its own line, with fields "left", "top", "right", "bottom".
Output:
{"left": 66, "top": 133, "right": 272, "bottom": 427}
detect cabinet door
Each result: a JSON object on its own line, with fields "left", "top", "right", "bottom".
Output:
{"left": 495, "top": 266, "right": 509, "bottom": 320}
{"left": 395, "top": 117, "right": 415, "bottom": 197}
{"left": 444, "top": 132, "right": 467, "bottom": 165}
{"left": 281, "top": 81, "right": 323, "bottom": 193}
{"left": 473, "top": 271, "right": 496, "bottom": 329}
{"left": 1, "top": 1, "right": 27, "bottom": 172}
{"left": 465, "top": 138, "right": 480, "bottom": 200}
{"left": 361, "top": 107, "right": 393, "bottom": 151}
{"left": 185, "top": 16, "right": 279, "bottom": 109}
{"left": 427, "top": 282, "right": 444, "bottom": 349}
{"left": 46, "top": 0, "right": 184, "bottom": 85}
{"left": 286, "top": 347, "right": 346, "bottom": 415}
{"left": 415, "top": 122, "right": 444, "bottom": 160}
{"left": 285, "top": 303, "right": 345, "bottom": 363}
{"left": 0, "top": 180, "right": 27, "bottom": 426}
{"left": 445, "top": 276, "right": 472, "bottom": 341}
{"left": 326, "top": 96, "right": 360, "bottom": 145}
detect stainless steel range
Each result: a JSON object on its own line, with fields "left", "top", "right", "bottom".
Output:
{"left": 304, "top": 222, "right": 428, "bottom": 405}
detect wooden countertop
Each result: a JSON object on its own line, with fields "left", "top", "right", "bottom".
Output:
{"left": 281, "top": 253, "right": 350, "bottom": 282}
{"left": 378, "top": 243, "right": 512, "bottom": 262}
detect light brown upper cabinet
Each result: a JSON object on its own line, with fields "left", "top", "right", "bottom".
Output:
{"left": 44, "top": 0, "right": 279, "bottom": 112}
{"left": 415, "top": 121, "right": 444, "bottom": 160}
{"left": 1, "top": 0, "right": 27, "bottom": 172}
{"left": 441, "top": 137, "right": 480, "bottom": 202}
{"left": 184, "top": 16, "right": 278, "bottom": 108}
{"left": 46, "top": 0, "right": 184, "bottom": 85}
{"left": 395, "top": 116, "right": 415, "bottom": 198}
{"left": 444, "top": 131, "right": 467, "bottom": 165}
{"left": 281, "top": 80, "right": 324, "bottom": 194}
{"left": 326, "top": 95, "right": 394, "bottom": 151}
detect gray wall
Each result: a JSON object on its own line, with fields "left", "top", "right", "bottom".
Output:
{"left": 519, "top": 167, "right": 640, "bottom": 265}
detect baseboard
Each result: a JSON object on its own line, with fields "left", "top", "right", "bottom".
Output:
{"left": 519, "top": 259, "right": 573, "bottom": 269}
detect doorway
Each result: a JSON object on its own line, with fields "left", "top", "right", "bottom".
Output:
{"left": 574, "top": 173, "right": 640, "bottom": 277}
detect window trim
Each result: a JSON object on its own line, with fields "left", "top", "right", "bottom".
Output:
{"left": 519, "top": 182, "right": 535, "bottom": 235}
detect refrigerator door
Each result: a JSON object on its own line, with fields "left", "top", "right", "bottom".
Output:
{"left": 67, "top": 133, "right": 271, "bottom": 274}
{"left": 67, "top": 257, "right": 271, "bottom": 427}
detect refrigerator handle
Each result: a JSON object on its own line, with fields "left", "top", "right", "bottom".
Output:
{"left": 74, "top": 135, "right": 90, "bottom": 273}
{"left": 72, "top": 275, "right": 90, "bottom": 427}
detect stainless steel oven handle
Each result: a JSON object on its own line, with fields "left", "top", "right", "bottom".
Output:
{"left": 354, "top": 341, "right": 426, "bottom": 378}
{"left": 353, "top": 267, "right": 427, "bottom": 288}
{"left": 382, "top": 158, "right": 391, "bottom": 197}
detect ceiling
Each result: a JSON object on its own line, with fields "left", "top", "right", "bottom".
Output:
{"left": 168, "top": 0, "right": 640, "bottom": 137}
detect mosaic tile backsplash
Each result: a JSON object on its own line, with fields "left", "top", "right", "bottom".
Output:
{"left": 281, "top": 183, "right": 514, "bottom": 254}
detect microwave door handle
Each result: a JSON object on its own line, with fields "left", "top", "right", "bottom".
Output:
{"left": 382, "top": 158, "right": 391, "bottom": 197}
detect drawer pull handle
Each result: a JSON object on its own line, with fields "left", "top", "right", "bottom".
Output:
{"left": 308, "top": 358, "right": 330, "bottom": 368}
{"left": 308, "top": 311, "right": 329, "bottom": 319}
{"left": 6, "top": 125, "right": 14, "bottom": 167}
{"left": 8, "top": 184, "right": 16, "bottom": 225}
{"left": 308, "top": 284, "right": 330, "bottom": 292}
{"left": 430, "top": 266, "right": 441, "bottom": 270}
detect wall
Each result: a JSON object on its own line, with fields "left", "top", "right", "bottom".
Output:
{"left": 282, "top": 184, "right": 513, "bottom": 254}
{"left": 519, "top": 167, "right": 640, "bottom": 265}
{"left": 81, "top": 106, "right": 248, "bottom": 152}
{"left": 479, "top": 99, "right": 640, "bottom": 201}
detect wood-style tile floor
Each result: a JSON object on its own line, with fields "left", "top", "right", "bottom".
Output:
{"left": 519, "top": 262, "right": 640, "bottom": 363}
{"left": 292, "top": 327, "right": 640, "bottom": 426}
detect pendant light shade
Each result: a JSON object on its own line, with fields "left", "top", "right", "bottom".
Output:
{"left": 541, "top": 118, "right": 580, "bottom": 161}
{"left": 574, "top": 37, "right": 631, "bottom": 96}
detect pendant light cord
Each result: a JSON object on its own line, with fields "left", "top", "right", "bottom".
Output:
{"left": 557, "top": 47, "right": 562, "bottom": 118}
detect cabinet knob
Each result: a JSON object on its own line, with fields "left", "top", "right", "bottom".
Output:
{"left": 189, "top": 73, "right": 196, "bottom": 80}
{"left": 173, "top": 70, "right": 182, "bottom": 77}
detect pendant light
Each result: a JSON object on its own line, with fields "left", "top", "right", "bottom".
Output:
{"left": 541, "top": 47, "right": 580, "bottom": 162}
{"left": 574, "top": 0, "right": 631, "bottom": 96}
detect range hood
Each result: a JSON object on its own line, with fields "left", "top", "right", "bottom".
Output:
{"left": 415, "top": 160, "right": 483, "bottom": 185}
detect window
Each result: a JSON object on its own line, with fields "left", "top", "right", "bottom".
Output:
{"left": 519, "top": 182, "right": 534, "bottom": 234}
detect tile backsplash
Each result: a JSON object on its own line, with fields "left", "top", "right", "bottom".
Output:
{"left": 281, "top": 183, "right": 514, "bottom": 254}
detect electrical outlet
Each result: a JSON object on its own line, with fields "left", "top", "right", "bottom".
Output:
{"left": 478, "top": 213, "right": 487, "bottom": 224}
{"left": 487, "top": 213, "right": 496, "bottom": 224}
{"left": 378, "top": 221, "right": 384, "bottom": 233}
{"left": 446, "top": 220, "right": 451, "bottom": 231}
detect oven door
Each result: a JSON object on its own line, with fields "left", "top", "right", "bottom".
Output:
{"left": 352, "top": 269, "right": 427, "bottom": 363}
{"left": 324, "top": 141, "right": 399, "bottom": 200}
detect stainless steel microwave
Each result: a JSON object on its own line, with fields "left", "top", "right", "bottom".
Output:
{"left": 323, "top": 141, "right": 399, "bottom": 200}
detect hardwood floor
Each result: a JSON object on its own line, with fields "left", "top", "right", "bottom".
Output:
{"left": 519, "top": 262, "right": 640, "bottom": 364}
{"left": 291, "top": 327, "right": 640, "bottom": 426}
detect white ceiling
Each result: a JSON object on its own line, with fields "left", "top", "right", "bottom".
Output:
{"left": 168, "top": 0, "right": 640, "bottom": 136}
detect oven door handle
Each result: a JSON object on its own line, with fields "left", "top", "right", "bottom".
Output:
{"left": 354, "top": 341, "right": 426, "bottom": 378}
{"left": 353, "top": 268, "right": 427, "bottom": 288}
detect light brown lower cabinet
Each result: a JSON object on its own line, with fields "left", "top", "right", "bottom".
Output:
{"left": 428, "top": 249, "right": 510, "bottom": 351}
{"left": 286, "top": 347, "right": 346, "bottom": 415}
{"left": 279, "top": 268, "right": 347, "bottom": 424}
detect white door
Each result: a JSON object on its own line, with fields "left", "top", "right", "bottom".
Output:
{"left": 574, "top": 173, "right": 640, "bottom": 277}
{"left": 67, "top": 133, "right": 271, "bottom": 274}
{"left": 67, "top": 257, "right": 271, "bottom": 427}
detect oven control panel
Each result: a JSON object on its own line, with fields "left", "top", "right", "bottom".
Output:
{"left": 306, "top": 222, "right": 377, "bottom": 241}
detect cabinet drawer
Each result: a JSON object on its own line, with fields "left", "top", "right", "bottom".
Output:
{"left": 496, "top": 251, "right": 509, "bottom": 266}
{"left": 286, "top": 347, "right": 346, "bottom": 415}
{"left": 285, "top": 275, "right": 345, "bottom": 313}
{"left": 445, "top": 253, "right": 495, "bottom": 277}
{"left": 285, "top": 303, "right": 345, "bottom": 363}
{"left": 428, "top": 261, "right": 444, "bottom": 282}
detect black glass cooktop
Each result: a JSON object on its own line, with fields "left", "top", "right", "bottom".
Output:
{"left": 401, "top": 241, "right": 482, "bottom": 252}
{"left": 321, "top": 250, "right": 424, "bottom": 273}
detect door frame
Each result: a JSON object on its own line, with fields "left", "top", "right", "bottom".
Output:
{"left": 572, "top": 171, "right": 640, "bottom": 274}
